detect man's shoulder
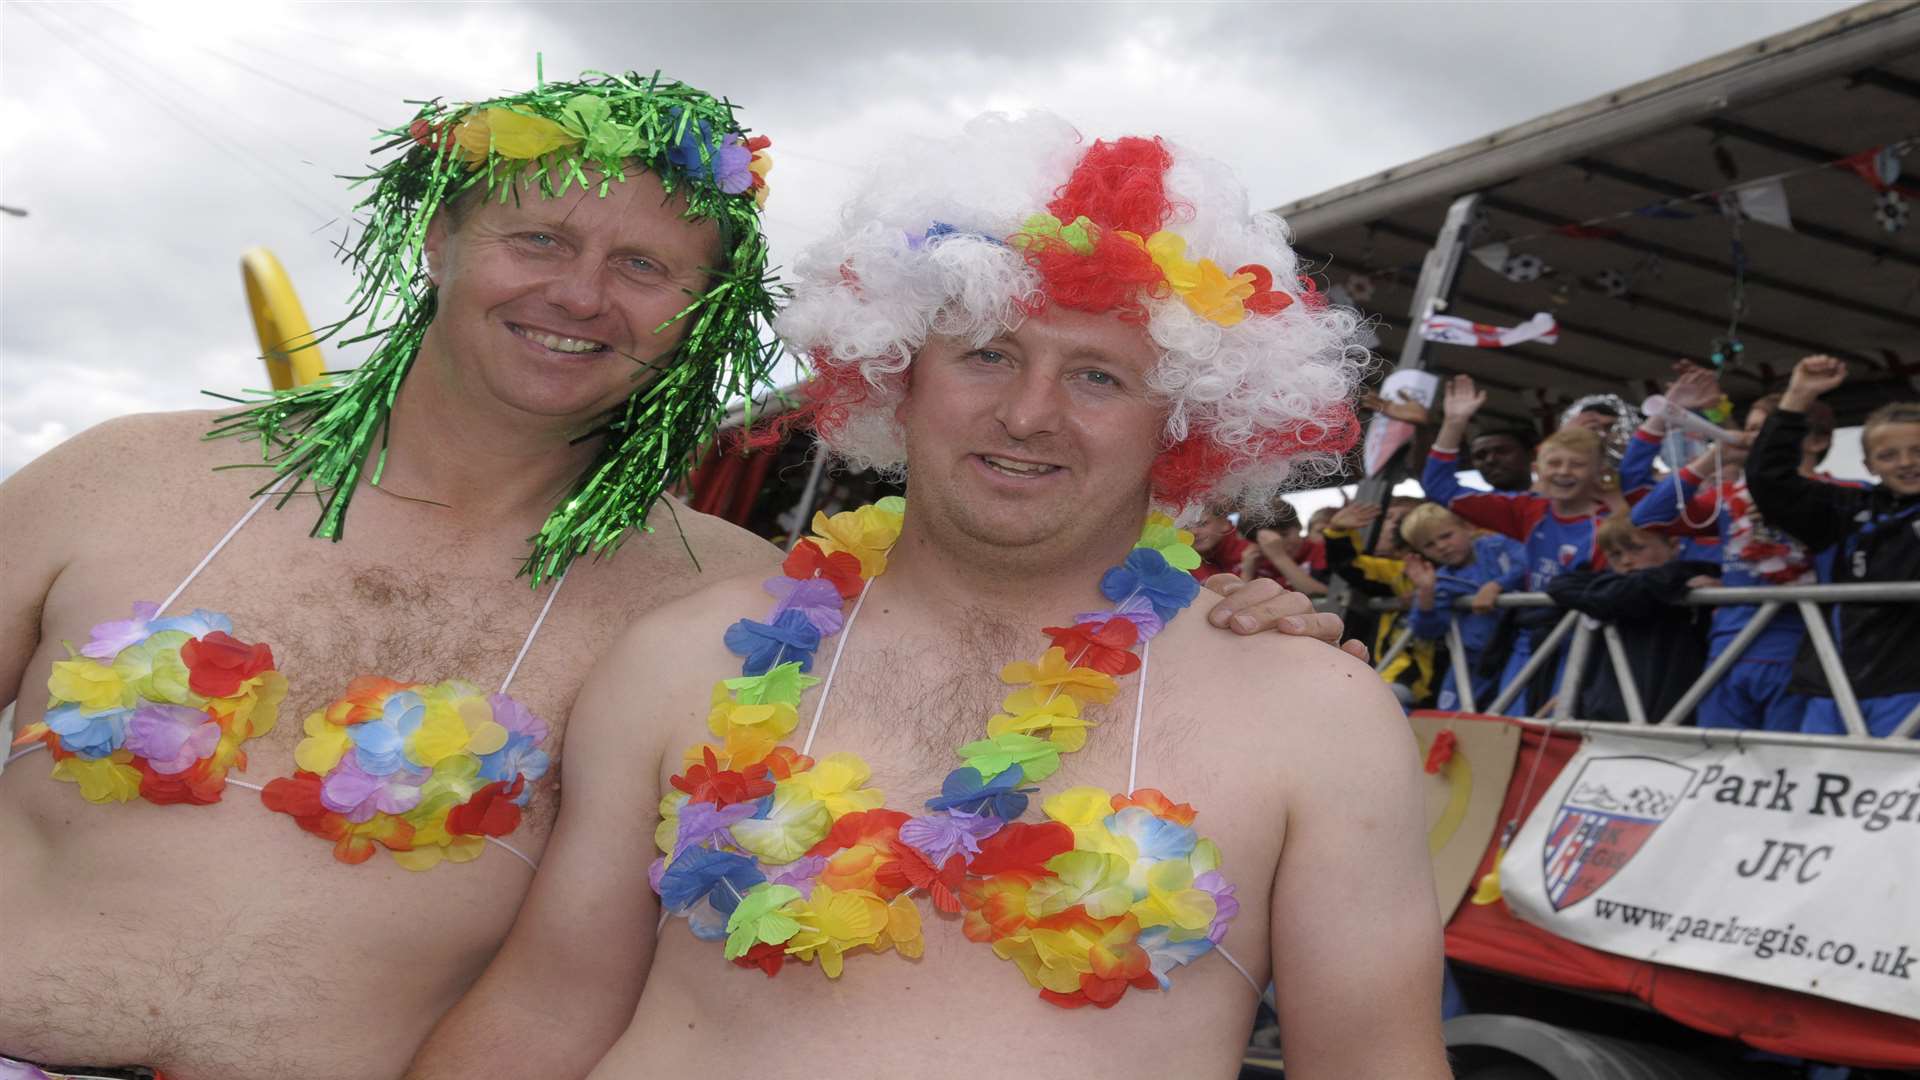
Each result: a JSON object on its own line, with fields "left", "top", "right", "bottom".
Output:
{"left": 599, "top": 561, "right": 780, "bottom": 680}
{"left": 1161, "top": 593, "right": 1406, "bottom": 745}
{"left": 3, "top": 409, "right": 250, "bottom": 508}
{"left": 640, "top": 496, "right": 779, "bottom": 572}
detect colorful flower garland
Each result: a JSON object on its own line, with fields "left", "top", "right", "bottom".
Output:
{"left": 14, "top": 603, "right": 286, "bottom": 806}
{"left": 262, "top": 678, "right": 552, "bottom": 870}
{"left": 653, "top": 501, "right": 1240, "bottom": 1009}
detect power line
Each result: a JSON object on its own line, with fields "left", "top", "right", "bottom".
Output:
{"left": 16, "top": 3, "right": 341, "bottom": 225}
{"left": 96, "top": 2, "right": 386, "bottom": 125}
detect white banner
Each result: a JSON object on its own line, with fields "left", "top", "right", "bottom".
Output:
{"left": 1419, "top": 311, "right": 1560, "bottom": 349}
{"left": 1361, "top": 369, "right": 1440, "bottom": 478}
{"left": 1502, "top": 732, "right": 1920, "bottom": 1019}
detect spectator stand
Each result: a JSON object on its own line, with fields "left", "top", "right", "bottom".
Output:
{"left": 1243, "top": 5, "right": 1920, "bottom": 1072}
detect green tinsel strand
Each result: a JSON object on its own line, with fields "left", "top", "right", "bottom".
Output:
{"left": 206, "top": 69, "right": 784, "bottom": 586}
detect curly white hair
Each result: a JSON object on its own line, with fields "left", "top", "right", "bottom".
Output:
{"left": 774, "top": 112, "right": 1371, "bottom": 518}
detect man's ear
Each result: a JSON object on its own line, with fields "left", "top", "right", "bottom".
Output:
{"left": 893, "top": 356, "right": 920, "bottom": 427}
{"left": 423, "top": 209, "right": 451, "bottom": 287}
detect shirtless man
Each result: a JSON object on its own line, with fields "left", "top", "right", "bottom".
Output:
{"left": 411, "top": 116, "right": 1447, "bottom": 1080}
{"left": 0, "top": 79, "right": 1344, "bottom": 1080}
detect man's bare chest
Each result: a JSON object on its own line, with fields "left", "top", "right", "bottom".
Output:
{"left": 28, "top": 510, "right": 669, "bottom": 825}
{"left": 789, "top": 630, "right": 1192, "bottom": 806}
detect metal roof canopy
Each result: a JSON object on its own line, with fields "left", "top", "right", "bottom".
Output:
{"left": 1271, "top": 0, "right": 1920, "bottom": 435}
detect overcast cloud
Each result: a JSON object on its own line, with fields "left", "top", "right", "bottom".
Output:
{"left": 0, "top": 0, "right": 1853, "bottom": 476}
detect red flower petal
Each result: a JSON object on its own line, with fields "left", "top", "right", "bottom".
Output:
{"left": 782, "top": 540, "right": 864, "bottom": 599}
{"left": 732, "top": 940, "right": 786, "bottom": 977}
{"left": 968, "top": 821, "right": 1074, "bottom": 876}
{"left": 1040, "top": 620, "right": 1140, "bottom": 676}
{"left": 806, "top": 808, "right": 909, "bottom": 858}
{"left": 446, "top": 777, "right": 527, "bottom": 837}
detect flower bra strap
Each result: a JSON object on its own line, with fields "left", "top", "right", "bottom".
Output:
{"left": 157, "top": 473, "right": 299, "bottom": 615}
{"left": 798, "top": 573, "right": 878, "bottom": 758}
{"left": 499, "top": 568, "right": 569, "bottom": 696}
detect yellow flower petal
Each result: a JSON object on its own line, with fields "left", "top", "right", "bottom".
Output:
{"left": 51, "top": 751, "right": 143, "bottom": 803}
{"left": 294, "top": 710, "right": 351, "bottom": 775}
{"left": 1042, "top": 786, "right": 1113, "bottom": 829}
{"left": 48, "top": 658, "right": 127, "bottom": 712}
{"left": 479, "top": 107, "right": 579, "bottom": 159}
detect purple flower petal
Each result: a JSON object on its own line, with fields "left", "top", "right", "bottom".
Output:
{"left": 764, "top": 577, "right": 846, "bottom": 635}
{"left": 321, "top": 756, "right": 426, "bottom": 821}
{"left": 713, "top": 134, "right": 754, "bottom": 194}
{"left": 488, "top": 693, "right": 549, "bottom": 742}
{"left": 1075, "top": 594, "right": 1165, "bottom": 639}
{"left": 124, "top": 702, "right": 219, "bottom": 774}
{"left": 673, "top": 800, "right": 759, "bottom": 858}
{"left": 899, "top": 808, "right": 1005, "bottom": 866}
{"left": 767, "top": 854, "right": 827, "bottom": 889}
{"left": 81, "top": 602, "right": 161, "bottom": 660}
{"left": 1195, "top": 870, "right": 1240, "bottom": 944}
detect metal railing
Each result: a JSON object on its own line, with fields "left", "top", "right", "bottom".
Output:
{"left": 1364, "top": 581, "right": 1920, "bottom": 751}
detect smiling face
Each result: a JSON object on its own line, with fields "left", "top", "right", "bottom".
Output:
{"left": 1865, "top": 420, "right": 1920, "bottom": 496}
{"left": 1536, "top": 443, "right": 1605, "bottom": 508}
{"left": 419, "top": 168, "right": 723, "bottom": 424}
{"left": 896, "top": 305, "right": 1168, "bottom": 562}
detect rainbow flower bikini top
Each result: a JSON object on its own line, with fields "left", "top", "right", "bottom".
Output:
{"left": 653, "top": 499, "right": 1253, "bottom": 1009}
{"left": 10, "top": 489, "right": 559, "bottom": 873}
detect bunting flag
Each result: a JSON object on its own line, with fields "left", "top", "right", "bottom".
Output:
{"left": 1730, "top": 179, "right": 1793, "bottom": 231}
{"left": 1420, "top": 311, "right": 1560, "bottom": 349}
{"left": 1840, "top": 145, "right": 1903, "bottom": 193}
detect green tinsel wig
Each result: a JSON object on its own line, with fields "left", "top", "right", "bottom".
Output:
{"left": 208, "top": 67, "right": 783, "bottom": 584}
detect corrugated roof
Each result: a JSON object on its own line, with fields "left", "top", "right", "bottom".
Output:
{"left": 1273, "top": 0, "right": 1920, "bottom": 431}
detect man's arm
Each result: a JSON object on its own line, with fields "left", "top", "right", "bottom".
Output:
{"left": 0, "top": 455, "right": 60, "bottom": 709}
{"left": 1746, "top": 356, "right": 1863, "bottom": 553}
{"left": 1268, "top": 658, "right": 1448, "bottom": 1078}
{"left": 1545, "top": 563, "right": 1703, "bottom": 623}
{"left": 1424, "top": 376, "right": 1533, "bottom": 540}
{"left": 406, "top": 618, "right": 677, "bottom": 1078}
{"left": 0, "top": 417, "right": 151, "bottom": 706}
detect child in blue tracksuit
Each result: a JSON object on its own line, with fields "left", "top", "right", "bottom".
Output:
{"left": 1631, "top": 393, "right": 1832, "bottom": 731}
{"left": 1746, "top": 356, "right": 1920, "bottom": 737}
{"left": 1397, "top": 503, "right": 1526, "bottom": 712}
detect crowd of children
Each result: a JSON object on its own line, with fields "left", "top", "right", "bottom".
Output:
{"left": 1246, "top": 355, "right": 1918, "bottom": 737}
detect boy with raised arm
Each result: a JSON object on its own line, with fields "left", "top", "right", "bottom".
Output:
{"left": 1745, "top": 355, "right": 1920, "bottom": 737}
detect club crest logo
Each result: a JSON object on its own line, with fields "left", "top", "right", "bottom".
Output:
{"left": 1542, "top": 755, "right": 1695, "bottom": 911}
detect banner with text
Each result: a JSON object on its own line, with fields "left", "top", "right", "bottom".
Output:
{"left": 1502, "top": 732, "right": 1920, "bottom": 1019}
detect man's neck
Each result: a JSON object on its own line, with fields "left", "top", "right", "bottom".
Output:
{"left": 879, "top": 511, "right": 1144, "bottom": 628}
{"left": 368, "top": 354, "right": 606, "bottom": 529}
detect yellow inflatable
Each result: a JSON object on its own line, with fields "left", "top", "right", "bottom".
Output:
{"left": 241, "top": 247, "right": 326, "bottom": 389}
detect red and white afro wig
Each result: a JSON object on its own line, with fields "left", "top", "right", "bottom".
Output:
{"left": 774, "top": 112, "right": 1367, "bottom": 518}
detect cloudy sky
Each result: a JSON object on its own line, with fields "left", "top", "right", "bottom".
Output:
{"left": 0, "top": 0, "right": 1853, "bottom": 478}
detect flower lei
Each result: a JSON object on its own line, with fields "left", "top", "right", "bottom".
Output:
{"left": 1012, "top": 211, "right": 1296, "bottom": 328}
{"left": 261, "top": 677, "right": 552, "bottom": 870}
{"left": 14, "top": 603, "right": 286, "bottom": 806}
{"left": 654, "top": 501, "right": 1240, "bottom": 1009}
